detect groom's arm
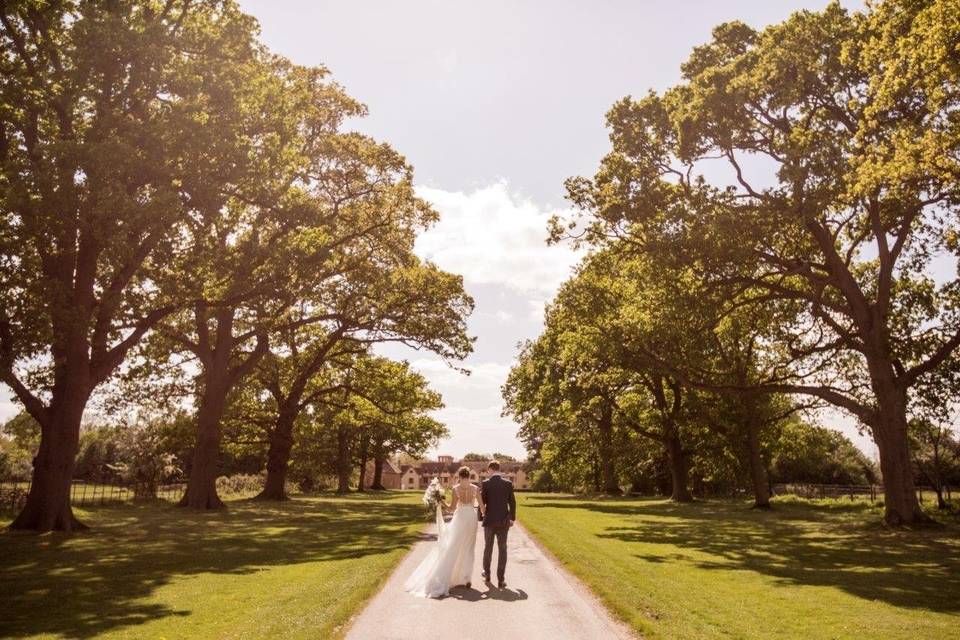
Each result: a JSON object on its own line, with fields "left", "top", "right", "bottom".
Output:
{"left": 508, "top": 484, "right": 516, "bottom": 522}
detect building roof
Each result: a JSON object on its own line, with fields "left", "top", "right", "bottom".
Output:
{"left": 414, "top": 460, "right": 523, "bottom": 474}
{"left": 381, "top": 459, "right": 401, "bottom": 475}
{"left": 394, "top": 458, "right": 525, "bottom": 478}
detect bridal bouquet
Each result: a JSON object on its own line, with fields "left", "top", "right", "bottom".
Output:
{"left": 422, "top": 478, "right": 445, "bottom": 514}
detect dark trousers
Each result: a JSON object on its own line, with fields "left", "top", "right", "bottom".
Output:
{"left": 482, "top": 525, "right": 509, "bottom": 582}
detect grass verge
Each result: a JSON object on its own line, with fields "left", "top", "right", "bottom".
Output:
{"left": 1, "top": 492, "right": 423, "bottom": 639}
{"left": 518, "top": 494, "right": 960, "bottom": 640}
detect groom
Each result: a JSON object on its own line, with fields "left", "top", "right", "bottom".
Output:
{"left": 480, "top": 460, "right": 516, "bottom": 589}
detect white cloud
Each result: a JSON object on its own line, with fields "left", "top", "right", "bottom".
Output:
{"left": 407, "top": 358, "right": 510, "bottom": 397}
{"left": 403, "top": 358, "right": 525, "bottom": 458}
{"left": 400, "top": 182, "right": 585, "bottom": 459}
{"left": 435, "top": 49, "right": 458, "bottom": 73}
{"left": 526, "top": 296, "right": 548, "bottom": 322}
{"left": 427, "top": 405, "right": 525, "bottom": 459}
{"left": 0, "top": 396, "right": 18, "bottom": 423}
{"left": 414, "top": 182, "right": 581, "bottom": 295}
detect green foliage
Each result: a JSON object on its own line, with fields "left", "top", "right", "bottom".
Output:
{"left": 462, "top": 452, "right": 518, "bottom": 462}
{"left": 347, "top": 355, "right": 448, "bottom": 461}
{"left": 113, "top": 419, "right": 183, "bottom": 498}
{"left": 0, "top": 410, "right": 188, "bottom": 491}
{"left": 552, "top": 0, "right": 960, "bottom": 523}
{"left": 505, "top": 245, "right": 807, "bottom": 500}
{"left": 0, "top": 0, "right": 281, "bottom": 415}
{"left": 0, "top": 0, "right": 469, "bottom": 525}
{"left": 908, "top": 417, "right": 960, "bottom": 506}
{"left": 0, "top": 412, "right": 38, "bottom": 480}
{"left": 215, "top": 473, "right": 265, "bottom": 497}
{"left": 770, "top": 419, "right": 878, "bottom": 485}
{"left": 74, "top": 426, "right": 124, "bottom": 482}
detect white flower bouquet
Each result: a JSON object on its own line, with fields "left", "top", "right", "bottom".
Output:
{"left": 421, "top": 478, "right": 446, "bottom": 515}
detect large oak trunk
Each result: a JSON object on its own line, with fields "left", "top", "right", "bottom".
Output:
{"left": 10, "top": 392, "right": 88, "bottom": 532}
{"left": 10, "top": 349, "right": 91, "bottom": 532}
{"left": 257, "top": 411, "right": 296, "bottom": 501}
{"left": 598, "top": 406, "right": 622, "bottom": 495}
{"left": 666, "top": 433, "right": 693, "bottom": 502}
{"left": 180, "top": 371, "right": 229, "bottom": 510}
{"left": 871, "top": 390, "right": 928, "bottom": 525}
{"left": 746, "top": 417, "right": 770, "bottom": 509}
{"left": 357, "top": 436, "right": 369, "bottom": 492}
{"left": 336, "top": 424, "right": 351, "bottom": 494}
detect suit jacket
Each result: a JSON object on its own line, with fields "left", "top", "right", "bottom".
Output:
{"left": 481, "top": 475, "right": 516, "bottom": 527}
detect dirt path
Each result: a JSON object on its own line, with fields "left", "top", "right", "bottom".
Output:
{"left": 344, "top": 522, "right": 636, "bottom": 640}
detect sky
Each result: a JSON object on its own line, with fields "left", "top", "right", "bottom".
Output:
{"left": 0, "top": 0, "right": 874, "bottom": 460}
{"left": 232, "top": 0, "right": 874, "bottom": 460}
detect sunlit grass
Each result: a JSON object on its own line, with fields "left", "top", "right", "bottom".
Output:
{"left": 518, "top": 494, "right": 960, "bottom": 640}
{"left": 1, "top": 492, "right": 424, "bottom": 639}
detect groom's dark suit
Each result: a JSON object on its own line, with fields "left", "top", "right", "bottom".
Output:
{"left": 480, "top": 474, "right": 516, "bottom": 584}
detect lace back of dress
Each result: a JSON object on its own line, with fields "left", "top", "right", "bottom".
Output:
{"left": 455, "top": 482, "right": 474, "bottom": 506}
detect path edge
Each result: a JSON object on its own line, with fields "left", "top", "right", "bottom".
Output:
{"left": 516, "top": 521, "right": 641, "bottom": 640}
{"left": 334, "top": 522, "right": 432, "bottom": 639}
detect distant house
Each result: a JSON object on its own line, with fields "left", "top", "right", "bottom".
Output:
{"left": 365, "top": 454, "right": 528, "bottom": 491}
{"left": 361, "top": 459, "right": 405, "bottom": 490}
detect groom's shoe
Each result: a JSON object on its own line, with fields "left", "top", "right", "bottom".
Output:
{"left": 481, "top": 570, "right": 490, "bottom": 582}
{"left": 465, "top": 582, "right": 471, "bottom": 589}
{"left": 498, "top": 580, "right": 507, "bottom": 589}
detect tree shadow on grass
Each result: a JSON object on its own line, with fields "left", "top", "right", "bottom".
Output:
{"left": 524, "top": 496, "right": 960, "bottom": 614}
{"left": 0, "top": 493, "right": 423, "bottom": 638}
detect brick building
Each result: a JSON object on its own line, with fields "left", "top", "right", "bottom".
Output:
{"left": 364, "top": 455, "right": 528, "bottom": 490}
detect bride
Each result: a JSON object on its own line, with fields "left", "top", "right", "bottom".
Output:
{"left": 404, "top": 466, "right": 481, "bottom": 598}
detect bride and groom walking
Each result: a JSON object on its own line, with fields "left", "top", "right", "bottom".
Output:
{"left": 405, "top": 460, "right": 517, "bottom": 599}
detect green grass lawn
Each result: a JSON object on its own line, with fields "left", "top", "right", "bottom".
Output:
{"left": 518, "top": 494, "right": 960, "bottom": 640}
{"left": 1, "top": 492, "right": 425, "bottom": 639}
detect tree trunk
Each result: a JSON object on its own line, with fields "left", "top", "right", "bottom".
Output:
{"left": 934, "top": 486, "right": 947, "bottom": 510}
{"left": 372, "top": 456, "right": 386, "bottom": 491}
{"left": 336, "top": 423, "right": 351, "bottom": 494}
{"left": 746, "top": 416, "right": 771, "bottom": 509}
{"left": 692, "top": 473, "right": 704, "bottom": 498}
{"left": 9, "top": 390, "right": 89, "bottom": 532}
{"left": 666, "top": 433, "right": 693, "bottom": 502}
{"left": 870, "top": 386, "right": 929, "bottom": 525}
{"left": 180, "top": 369, "right": 229, "bottom": 510}
{"left": 357, "top": 435, "right": 369, "bottom": 492}
{"left": 134, "top": 481, "right": 157, "bottom": 501}
{"left": 256, "top": 410, "right": 296, "bottom": 501}
{"left": 597, "top": 405, "right": 622, "bottom": 495}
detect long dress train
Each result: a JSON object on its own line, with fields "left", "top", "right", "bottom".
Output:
{"left": 404, "top": 485, "right": 478, "bottom": 598}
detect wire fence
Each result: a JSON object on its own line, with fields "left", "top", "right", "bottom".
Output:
{"left": 771, "top": 483, "right": 951, "bottom": 503}
{"left": 0, "top": 479, "right": 187, "bottom": 512}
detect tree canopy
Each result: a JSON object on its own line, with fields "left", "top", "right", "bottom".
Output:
{"left": 0, "top": 0, "right": 471, "bottom": 531}
{"left": 551, "top": 0, "right": 960, "bottom": 525}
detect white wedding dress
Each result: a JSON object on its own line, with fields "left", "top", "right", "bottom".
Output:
{"left": 404, "top": 482, "right": 479, "bottom": 598}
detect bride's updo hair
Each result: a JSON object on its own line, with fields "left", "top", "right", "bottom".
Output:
{"left": 457, "top": 466, "right": 471, "bottom": 479}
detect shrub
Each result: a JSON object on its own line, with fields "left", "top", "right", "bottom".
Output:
{"left": 216, "top": 473, "right": 265, "bottom": 495}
